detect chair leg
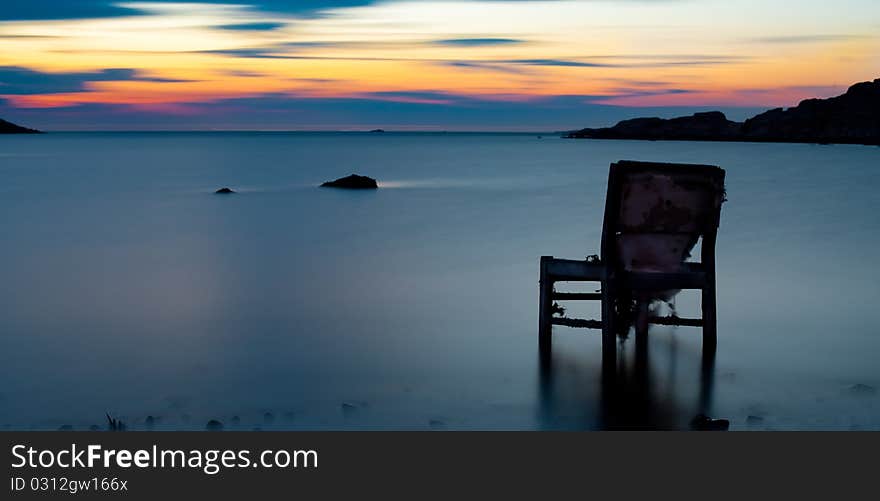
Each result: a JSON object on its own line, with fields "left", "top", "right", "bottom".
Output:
{"left": 635, "top": 297, "right": 649, "bottom": 373}
{"left": 635, "top": 297, "right": 649, "bottom": 340}
{"left": 601, "top": 281, "right": 617, "bottom": 376}
{"left": 701, "top": 283, "right": 717, "bottom": 350}
{"left": 539, "top": 257, "right": 553, "bottom": 350}
{"left": 699, "top": 332, "right": 717, "bottom": 416}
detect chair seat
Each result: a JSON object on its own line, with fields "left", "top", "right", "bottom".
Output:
{"left": 618, "top": 269, "right": 707, "bottom": 291}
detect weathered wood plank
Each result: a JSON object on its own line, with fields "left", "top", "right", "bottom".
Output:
{"left": 538, "top": 256, "right": 554, "bottom": 346}
{"left": 551, "top": 317, "right": 603, "bottom": 329}
{"left": 543, "top": 258, "right": 606, "bottom": 282}
{"left": 552, "top": 292, "right": 602, "bottom": 301}
{"left": 648, "top": 316, "right": 704, "bottom": 327}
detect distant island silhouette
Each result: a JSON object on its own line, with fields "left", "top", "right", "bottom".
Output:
{"left": 0, "top": 118, "right": 40, "bottom": 134}
{"left": 567, "top": 78, "right": 880, "bottom": 145}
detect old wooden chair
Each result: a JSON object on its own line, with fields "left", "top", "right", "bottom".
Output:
{"left": 539, "top": 160, "right": 726, "bottom": 369}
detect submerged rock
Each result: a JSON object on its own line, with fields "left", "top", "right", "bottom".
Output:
{"left": 106, "top": 414, "right": 126, "bottom": 431}
{"left": 690, "top": 414, "right": 730, "bottom": 431}
{"left": 215, "top": 187, "right": 236, "bottom": 194}
{"left": 320, "top": 174, "right": 378, "bottom": 189}
{"left": 848, "top": 383, "right": 876, "bottom": 395}
{"left": 341, "top": 402, "right": 364, "bottom": 420}
{"left": 205, "top": 419, "right": 224, "bottom": 431}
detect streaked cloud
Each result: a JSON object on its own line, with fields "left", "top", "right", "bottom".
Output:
{"left": 506, "top": 58, "right": 611, "bottom": 67}
{"left": 0, "top": 66, "right": 190, "bottom": 94}
{"left": 749, "top": 34, "right": 870, "bottom": 44}
{"left": 0, "top": 91, "right": 767, "bottom": 131}
{"left": 0, "top": 0, "right": 374, "bottom": 21}
{"left": 356, "top": 90, "right": 458, "bottom": 104}
{"left": 443, "top": 61, "right": 535, "bottom": 75}
{"left": 431, "top": 38, "right": 525, "bottom": 46}
{"left": 0, "top": 1, "right": 140, "bottom": 21}
{"left": 216, "top": 22, "right": 287, "bottom": 31}
{"left": 201, "top": 48, "right": 293, "bottom": 59}
{"left": 0, "top": 0, "right": 878, "bottom": 128}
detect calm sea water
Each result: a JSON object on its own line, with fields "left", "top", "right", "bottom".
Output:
{"left": 1, "top": 132, "right": 879, "bottom": 430}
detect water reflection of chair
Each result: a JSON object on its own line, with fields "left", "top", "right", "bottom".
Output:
{"left": 537, "top": 325, "right": 719, "bottom": 430}
{"left": 539, "top": 160, "right": 726, "bottom": 373}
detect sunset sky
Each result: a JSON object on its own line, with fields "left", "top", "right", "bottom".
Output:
{"left": 1, "top": 0, "right": 878, "bottom": 130}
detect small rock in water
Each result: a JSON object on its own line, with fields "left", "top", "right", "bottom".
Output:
{"left": 848, "top": 383, "right": 876, "bottom": 395}
{"left": 690, "top": 414, "right": 730, "bottom": 431}
{"left": 320, "top": 174, "right": 378, "bottom": 189}
{"left": 145, "top": 415, "right": 155, "bottom": 429}
{"left": 106, "top": 413, "right": 126, "bottom": 431}
{"left": 205, "top": 419, "right": 224, "bottom": 431}
{"left": 215, "top": 187, "right": 236, "bottom": 194}
{"left": 341, "top": 403, "right": 359, "bottom": 419}
{"left": 263, "top": 412, "right": 275, "bottom": 425}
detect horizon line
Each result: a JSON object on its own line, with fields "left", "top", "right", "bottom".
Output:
{"left": 23, "top": 129, "right": 568, "bottom": 134}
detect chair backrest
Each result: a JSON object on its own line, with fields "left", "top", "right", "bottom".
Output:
{"left": 600, "top": 160, "right": 725, "bottom": 273}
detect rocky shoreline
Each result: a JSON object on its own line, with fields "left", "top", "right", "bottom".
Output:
{"left": 567, "top": 78, "right": 880, "bottom": 145}
{"left": 0, "top": 118, "right": 41, "bottom": 134}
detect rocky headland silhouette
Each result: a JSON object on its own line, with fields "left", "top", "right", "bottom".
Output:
{"left": 0, "top": 118, "right": 40, "bottom": 134}
{"left": 567, "top": 78, "right": 880, "bottom": 145}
